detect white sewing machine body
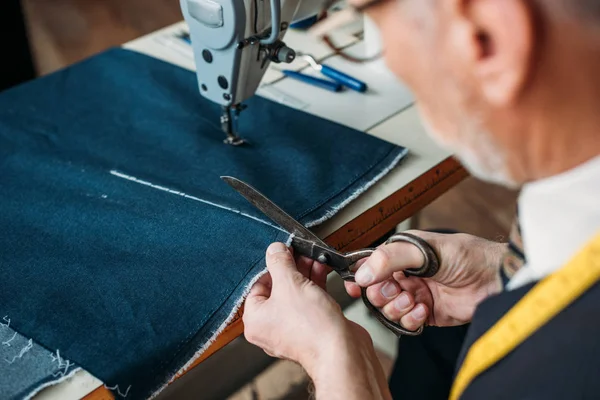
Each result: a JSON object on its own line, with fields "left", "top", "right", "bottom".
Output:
{"left": 181, "top": 0, "right": 325, "bottom": 106}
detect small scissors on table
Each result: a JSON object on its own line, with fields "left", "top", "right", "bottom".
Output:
{"left": 222, "top": 176, "right": 440, "bottom": 336}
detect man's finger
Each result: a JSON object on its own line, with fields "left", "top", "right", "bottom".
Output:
{"left": 245, "top": 283, "right": 270, "bottom": 318}
{"left": 264, "top": 349, "right": 278, "bottom": 358}
{"left": 354, "top": 239, "right": 424, "bottom": 287}
{"left": 344, "top": 281, "right": 362, "bottom": 298}
{"left": 248, "top": 281, "right": 270, "bottom": 300}
{"left": 249, "top": 272, "right": 272, "bottom": 296}
{"left": 257, "top": 271, "right": 273, "bottom": 288}
{"left": 296, "top": 255, "right": 311, "bottom": 277}
{"left": 246, "top": 270, "right": 272, "bottom": 302}
{"left": 380, "top": 290, "right": 416, "bottom": 321}
{"left": 398, "top": 303, "right": 428, "bottom": 331}
{"left": 365, "top": 280, "right": 401, "bottom": 307}
{"left": 265, "top": 242, "right": 301, "bottom": 284}
{"left": 310, "top": 262, "right": 330, "bottom": 290}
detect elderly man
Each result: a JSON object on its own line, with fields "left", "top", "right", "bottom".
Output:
{"left": 242, "top": 0, "right": 600, "bottom": 398}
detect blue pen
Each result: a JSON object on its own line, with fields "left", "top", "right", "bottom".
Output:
{"left": 282, "top": 70, "right": 343, "bottom": 92}
{"left": 299, "top": 54, "right": 368, "bottom": 93}
{"left": 176, "top": 32, "right": 191, "bottom": 45}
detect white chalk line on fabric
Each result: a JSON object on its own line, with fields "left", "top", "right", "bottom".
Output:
{"left": 109, "top": 170, "right": 287, "bottom": 234}
{"left": 148, "top": 148, "right": 407, "bottom": 399}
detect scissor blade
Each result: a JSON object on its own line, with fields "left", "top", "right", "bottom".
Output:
{"left": 221, "top": 176, "right": 328, "bottom": 246}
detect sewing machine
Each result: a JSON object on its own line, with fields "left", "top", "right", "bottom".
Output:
{"left": 180, "top": 0, "right": 330, "bottom": 145}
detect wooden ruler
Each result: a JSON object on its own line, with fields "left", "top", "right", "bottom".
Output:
{"left": 326, "top": 157, "right": 467, "bottom": 252}
{"left": 85, "top": 156, "right": 467, "bottom": 400}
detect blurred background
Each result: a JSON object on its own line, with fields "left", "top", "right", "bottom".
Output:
{"left": 5, "top": 1, "right": 518, "bottom": 398}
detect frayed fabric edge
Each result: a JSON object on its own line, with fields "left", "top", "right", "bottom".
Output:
{"left": 148, "top": 263, "right": 272, "bottom": 400}
{"left": 23, "top": 367, "right": 82, "bottom": 400}
{"left": 150, "top": 233, "right": 298, "bottom": 399}
{"left": 305, "top": 148, "right": 408, "bottom": 228}
{"left": 173, "top": 262, "right": 272, "bottom": 378}
{"left": 149, "top": 147, "right": 406, "bottom": 399}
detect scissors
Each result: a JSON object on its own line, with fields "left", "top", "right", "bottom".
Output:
{"left": 222, "top": 176, "right": 440, "bottom": 336}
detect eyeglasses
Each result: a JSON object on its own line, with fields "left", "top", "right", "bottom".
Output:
{"left": 308, "top": 0, "right": 391, "bottom": 63}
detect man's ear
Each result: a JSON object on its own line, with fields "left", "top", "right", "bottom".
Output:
{"left": 451, "top": 0, "right": 536, "bottom": 106}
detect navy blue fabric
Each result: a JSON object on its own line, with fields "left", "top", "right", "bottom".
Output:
{"left": 0, "top": 48, "right": 406, "bottom": 399}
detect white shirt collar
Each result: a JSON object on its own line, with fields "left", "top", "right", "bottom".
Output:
{"left": 507, "top": 155, "right": 600, "bottom": 290}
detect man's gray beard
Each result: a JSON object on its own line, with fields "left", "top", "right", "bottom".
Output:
{"left": 418, "top": 107, "right": 519, "bottom": 188}
{"left": 453, "top": 142, "right": 519, "bottom": 188}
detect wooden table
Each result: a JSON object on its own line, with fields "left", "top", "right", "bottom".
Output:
{"left": 37, "top": 20, "right": 467, "bottom": 400}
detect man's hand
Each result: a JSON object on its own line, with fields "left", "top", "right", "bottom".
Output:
{"left": 244, "top": 242, "right": 392, "bottom": 400}
{"left": 346, "top": 231, "right": 506, "bottom": 331}
{"left": 243, "top": 242, "right": 344, "bottom": 368}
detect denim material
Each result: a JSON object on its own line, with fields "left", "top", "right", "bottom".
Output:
{"left": 0, "top": 48, "right": 406, "bottom": 399}
{"left": 0, "top": 321, "right": 80, "bottom": 400}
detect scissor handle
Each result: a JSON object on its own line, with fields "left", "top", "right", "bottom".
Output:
{"left": 341, "top": 233, "right": 440, "bottom": 337}
{"left": 342, "top": 269, "right": 425, "bottom": 337}
{"left": 387, "top": 232, "right": 440, "bottom": 278}
{"left": 337, "top": 248, "right": 375, "bottom": 280}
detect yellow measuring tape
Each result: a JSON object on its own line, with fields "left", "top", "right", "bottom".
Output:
{"left": 450, "top": 232, "right": 600, "bottom": 400}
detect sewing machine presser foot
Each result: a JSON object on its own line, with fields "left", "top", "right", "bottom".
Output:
{"left": 221, "top": 104, "right": 247, "bottom": 146}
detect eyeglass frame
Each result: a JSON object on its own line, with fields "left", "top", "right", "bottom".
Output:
{"left": 307, "top": 0, "right": 392, "bottom": 62}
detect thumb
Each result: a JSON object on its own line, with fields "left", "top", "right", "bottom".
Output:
{"left": 265, "top": 242, "right": 301, "bottom": 286}
{"left": 354, "top": 231, "right": 427, "bottom": 286}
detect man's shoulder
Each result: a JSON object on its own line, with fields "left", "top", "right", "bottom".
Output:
{"left": 459, "top": 280, "right": 600, "bottom": 399}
